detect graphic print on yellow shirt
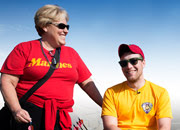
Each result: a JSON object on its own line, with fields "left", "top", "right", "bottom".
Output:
{"left": 141, "top": 102, "right": 153, "bottom": 114}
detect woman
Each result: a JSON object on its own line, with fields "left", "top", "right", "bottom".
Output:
{"left": 0, "top": 4, "right": 102, "bottom": 130}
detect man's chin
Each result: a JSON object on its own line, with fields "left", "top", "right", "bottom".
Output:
{"left": 127, "top": 77, "right": 137, "bottom": 83}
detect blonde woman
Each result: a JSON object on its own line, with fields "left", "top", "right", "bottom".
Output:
{"left": 0, "top": 4, "right": 102, "bottom": 130}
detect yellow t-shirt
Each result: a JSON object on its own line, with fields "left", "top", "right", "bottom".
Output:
{"left": 102, "top": 80, "right": 172, "bottom": 130}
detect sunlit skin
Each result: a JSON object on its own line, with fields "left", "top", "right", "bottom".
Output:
{"left": 120, "top": 52, "right": 146, "bottom": 90}
{"left": 41, "top": 19, "right": 69, "bottom": 51}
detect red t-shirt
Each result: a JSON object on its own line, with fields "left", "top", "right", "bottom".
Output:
{"left": 1, "top": 39, "right": 91, "bottom": 106}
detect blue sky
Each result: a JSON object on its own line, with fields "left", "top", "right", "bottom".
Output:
{"left": 0, "top": 0, "right": 180, "bottom": 126}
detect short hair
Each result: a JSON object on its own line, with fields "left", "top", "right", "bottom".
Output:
{"left": 34, "top": 4, "right": 69, "bottom": 36}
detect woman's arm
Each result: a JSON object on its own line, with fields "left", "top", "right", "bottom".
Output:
{"left": 79, "top": 77, "right": 102, "bottom": 107}
{"left": 1, "top": 73, "right": 31, "bottom": 123}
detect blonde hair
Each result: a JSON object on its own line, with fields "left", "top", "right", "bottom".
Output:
{"left": 34, "top": 4, "right": 69, "bottom": 36}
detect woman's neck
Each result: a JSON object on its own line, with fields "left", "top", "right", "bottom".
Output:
{"left": 40, "top": 38, "right": 56, "bottom": 51}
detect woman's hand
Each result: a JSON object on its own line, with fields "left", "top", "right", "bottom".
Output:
{"left": 12, "top": 108, "right": 31, "bottom": 123}
{"left": 1, "top": 74, "right": 31, "bottom": 123}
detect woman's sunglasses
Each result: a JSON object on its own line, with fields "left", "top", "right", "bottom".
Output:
{"left": 119, "top": 57, "right": 143, "bottom": 68}
{"left": 50, "top": 23, "right": 70, "bottom": 30}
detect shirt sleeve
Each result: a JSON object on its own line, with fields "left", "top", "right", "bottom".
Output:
{"left": 0, "top": 43, "right": 28, "bottom": 75}
{"left": 72, "top": 49, "right": 91, "bottom": 84}
{"left": 156, "top": 88, "right": 173, "bottom": 119}
{"left": 102, "top": 88, "right": 117, "bottom": 117}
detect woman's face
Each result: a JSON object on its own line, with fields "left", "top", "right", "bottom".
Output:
{"left": 43, "top": 19, "right": 69, "bottom": 48}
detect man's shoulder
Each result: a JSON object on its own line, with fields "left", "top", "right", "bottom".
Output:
{"left": 146, "top": 80, "right": 167, "bottom": 93}
{"left": 107, "top": 81, "right": 127, "bottom": 92}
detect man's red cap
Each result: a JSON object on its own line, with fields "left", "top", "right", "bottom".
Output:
{"left": 118, "top": 44, "right": 145, "bottom": 59}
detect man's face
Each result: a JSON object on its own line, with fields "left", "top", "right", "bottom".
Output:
{"left": 120, "top": 52, "right": 145, "bottom": 83}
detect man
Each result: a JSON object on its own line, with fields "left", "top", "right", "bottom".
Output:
{"left": 101, "top": 44, "right": 172, "bottom": 130}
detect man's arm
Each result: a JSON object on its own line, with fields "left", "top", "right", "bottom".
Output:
{"left": 102, "top": 115, "right": 121, "bottom": 130}
{"left": 157, "top": 118, "right": 172, "bottom": 130}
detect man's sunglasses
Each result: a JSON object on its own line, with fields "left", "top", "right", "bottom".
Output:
{"left": 50, "top": 23, "right": 70, "bottom": 30}
{"left": 119, "top": 57, "right": 143, "bottom": 68}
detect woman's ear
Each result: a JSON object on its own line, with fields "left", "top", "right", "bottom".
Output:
{"left": 42, "top": 26, "right": 48, "bottom": 32}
